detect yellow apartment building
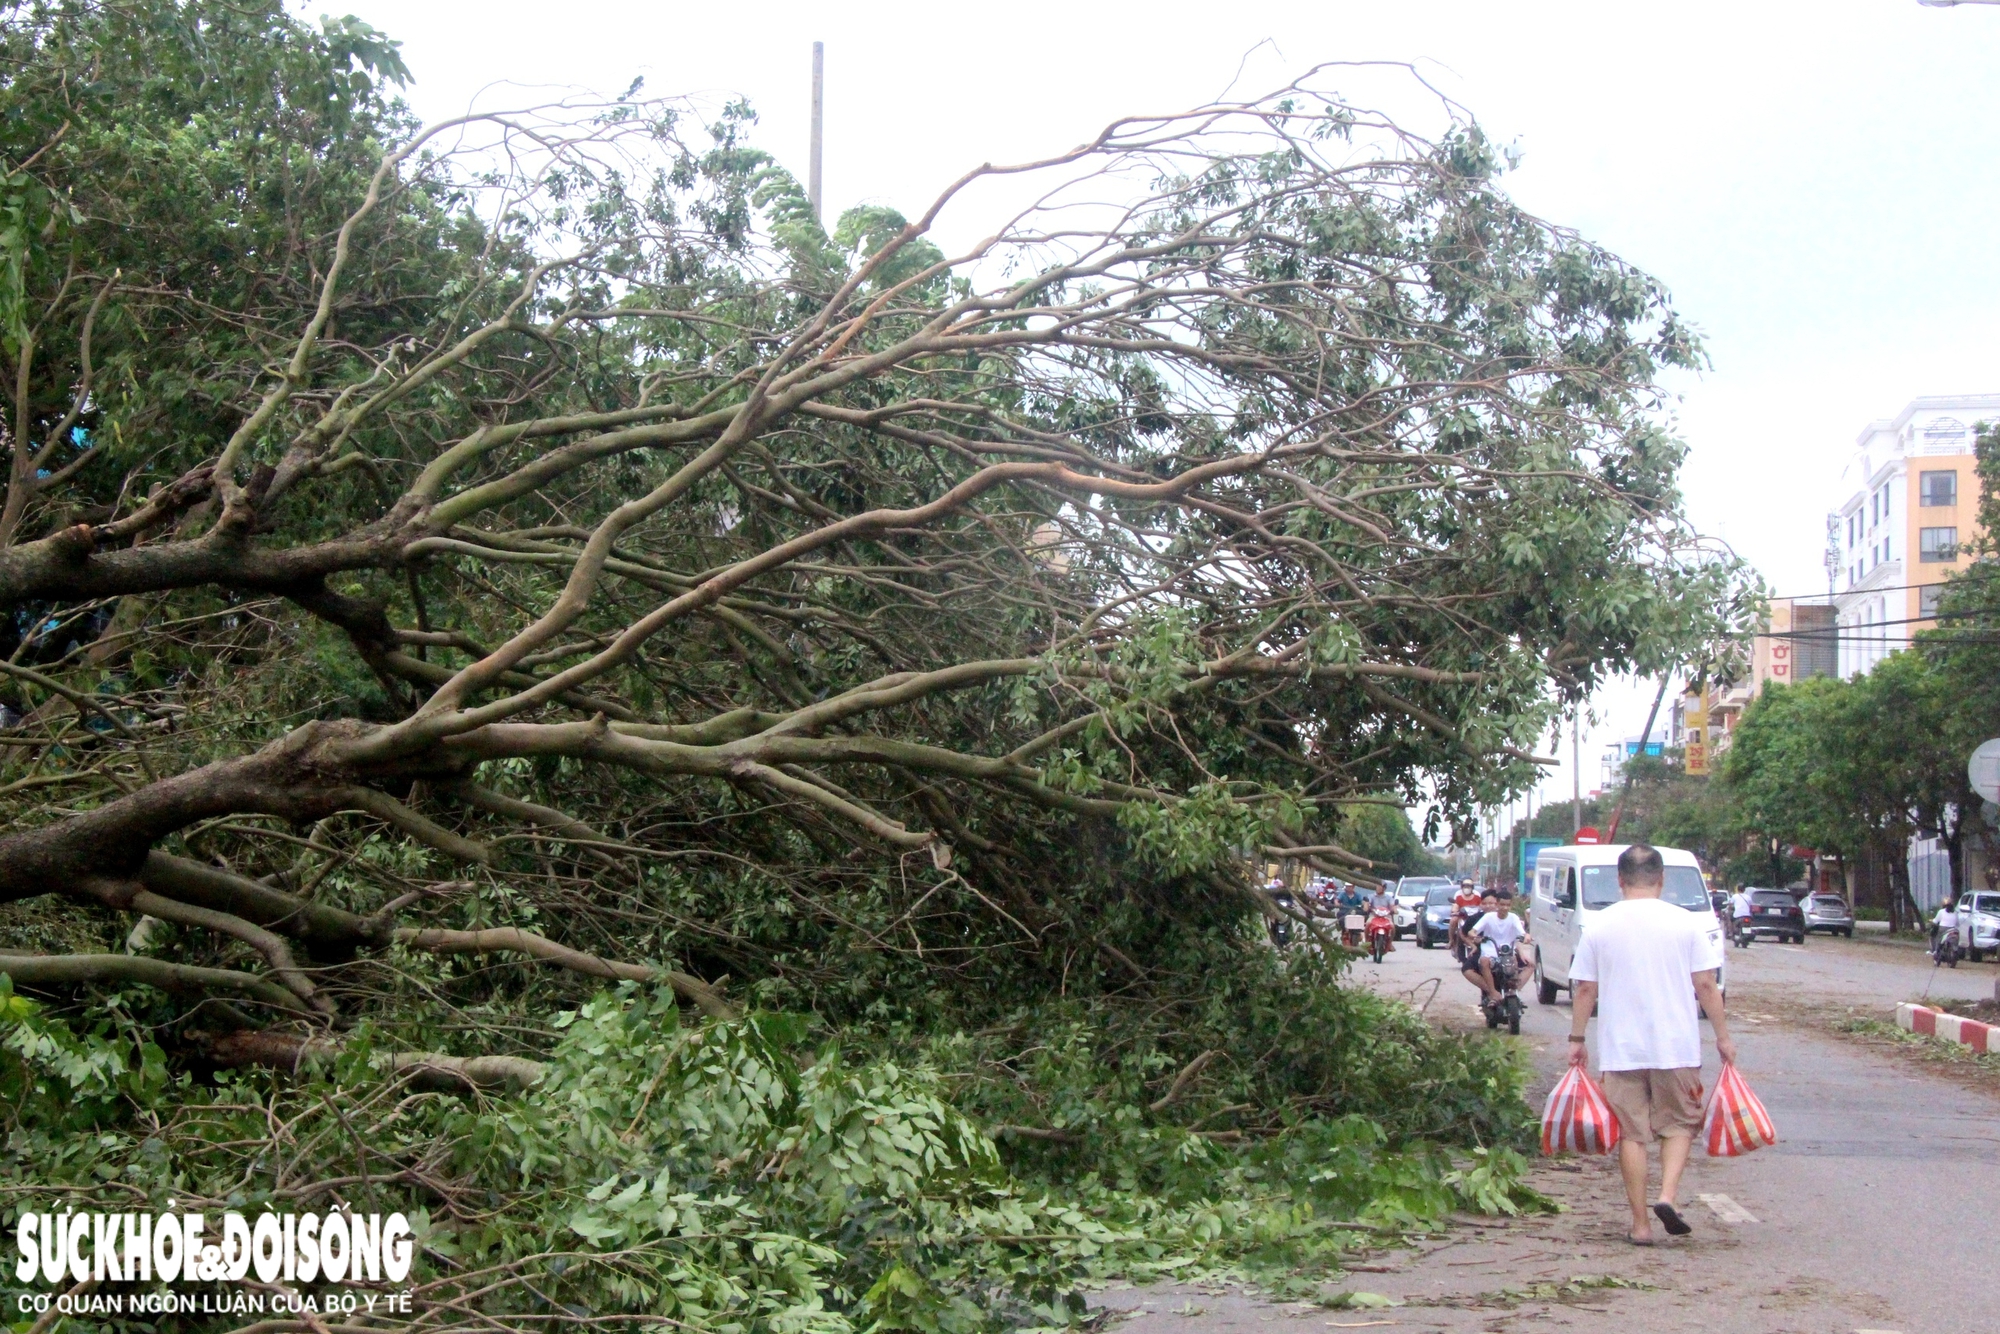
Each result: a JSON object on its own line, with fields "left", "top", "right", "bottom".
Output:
{"left": 1833, "top": 393, "right": 1992, "bottom": 676}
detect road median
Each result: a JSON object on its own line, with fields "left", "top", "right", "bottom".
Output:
{"left": 1898, "top": 1001, "right": 1998, "bottom": 1054}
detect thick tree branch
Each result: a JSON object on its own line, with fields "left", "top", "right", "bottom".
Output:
{"left": 0, "top": 951, "right": 310, "bottom": 1012}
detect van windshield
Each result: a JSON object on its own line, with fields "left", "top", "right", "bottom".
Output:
{"left": 1580, "top": 865, "right": 1710, "bottom": 911}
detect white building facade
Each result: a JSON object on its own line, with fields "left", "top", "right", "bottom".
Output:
{"left": 1832, "top": 394, "right": 1992, "bottom": 677}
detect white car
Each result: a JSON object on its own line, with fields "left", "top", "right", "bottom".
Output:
{"left": 1957, "top": 891, "right": 2000, "bottom": 961}
{"left": 1527, "top": 844, "right": 1725, "bottom": 1004}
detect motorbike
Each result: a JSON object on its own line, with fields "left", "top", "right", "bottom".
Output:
{"left": 1366, "top": 907, "right": 1396, "bottom": 963}
{"left": 1341, "top": 911, "right": 1365, "bottom": 949}
{"left": 1482, "top": 940, "right": 1534, "bottom": 1036}
{"left": 1935, "top": 926, "right": 1963, "bottom": 968}
{"left": 1732, "top": 916, "right": 1754, "bottom": 949}
{"left": 1266, "top": 892, "right": 1296, "bottom": 948}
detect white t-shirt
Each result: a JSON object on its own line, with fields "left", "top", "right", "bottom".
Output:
{"left": 1936, "top": 906, "right": 1958, "bottom": 928}
{"left": 1729, "top": 891, "right": 1750, "bottom": 918}
{"left": 1569, "top": 897, "right": 1726, "bottom": 1072}
{"left": 1471, "top": 912, "right": 1525, "bottom": 950}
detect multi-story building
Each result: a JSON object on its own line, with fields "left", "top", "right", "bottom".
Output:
{"left": 1672, "top": 597, "right": 1839, "bottom": 767}
{"left": 1827, "top": 395, "right": 1994, "bottom": 908}
{"left": 1833, "top": 393, "right": 1993, "bottom": 676}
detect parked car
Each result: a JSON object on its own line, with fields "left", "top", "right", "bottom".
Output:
{"left": 1414, "top": 881, "right": 1458, "bottom": 949}
{"left": 1738, "top": 887, "right": 1806, "bottom": 943}
{"left": 1528, "top": 843, "right": 1725, "bottom": 1003}
{"left": 1394, "top": 876, "right": 1452, "bottom": 938}
{"left": 1803, "top": 891, "right": 1854, "bottom": 937}
{"left": 1956, "top": 891, "right": 2000, "bottom": 961}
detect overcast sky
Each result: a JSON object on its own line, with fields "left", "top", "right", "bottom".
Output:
{"left": 314, "top": 0, "right": 2000, "bottom": 831}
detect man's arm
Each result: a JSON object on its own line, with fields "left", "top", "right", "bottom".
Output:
{"left": 1693, "top": 969, "right": 1737, "bottom": 1065}
{"left": 1567, "top": 979, "right": 1597, "bottom": 1067}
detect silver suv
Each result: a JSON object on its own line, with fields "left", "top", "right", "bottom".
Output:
{"left": 1803, "top": 892, "right": 1854, "bottom": 937}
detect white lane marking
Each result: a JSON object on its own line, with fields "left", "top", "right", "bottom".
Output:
{"left": 1698, "top": 1192, "right": 1758, "bottom": 1224}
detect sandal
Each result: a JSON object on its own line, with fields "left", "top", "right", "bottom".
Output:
{"left": 1652, "top": 1202, "right": 1692, "bottom": 1236}
{"left": 1627, "top": 1232, "right": 1655, "bottom": 1246}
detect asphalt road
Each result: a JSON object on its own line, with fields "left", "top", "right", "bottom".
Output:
{"left": 1098, "top": 925, "right": 2000, "bottom": 1334}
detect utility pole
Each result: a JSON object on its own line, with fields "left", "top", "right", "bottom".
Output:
{"left": 1571, "top": 713, "right": 1582, "bottom": 835}
{"left": 1606, "top": 673, "right": 1674, "bottom": 843}
{"left": 809, "top": 42, "right": 825, "bottom": 222}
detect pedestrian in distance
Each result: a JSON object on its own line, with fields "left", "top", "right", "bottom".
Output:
{"left": 1567, "top": 843, "right": 1737, "bottom": 1247}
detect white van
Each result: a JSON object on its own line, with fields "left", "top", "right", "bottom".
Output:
{"left": 1528, "top": 844, "right": 1725, "bottom": 1005}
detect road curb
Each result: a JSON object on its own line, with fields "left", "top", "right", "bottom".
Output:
{"left": 1896, "top": 1002, "right": 1993, "bottom": 1054}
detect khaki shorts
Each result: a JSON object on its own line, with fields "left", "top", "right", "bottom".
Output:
{"left": 1601, "top": 1068, "right": 1704, "bottom": 1142}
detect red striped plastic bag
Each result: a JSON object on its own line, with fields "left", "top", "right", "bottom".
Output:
{"left": 1703, "top": 1061, "right": 1777, "bottom": 1157}
{"left": 1540, "top": 1066, "right": 1621, "bottom": 1155}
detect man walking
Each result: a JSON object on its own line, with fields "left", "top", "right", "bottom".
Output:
{"left": 1568, "top": 844, "right": 1736, "bottom": 1245}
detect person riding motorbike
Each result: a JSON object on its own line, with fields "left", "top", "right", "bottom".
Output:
{"left": 1461, "top": 890, "right": 1529, "bottom": 1010}
{"left": 1332, "top": 883, "right": 1367, "bottom": 945}
{"left": 1932, "top": 896, "right": 1960, "bottom": 959}
{"left": 1364, "top": 884, "right": 1398, "bottom": 959}
{"left": 1729, "top": 887, "right": 1754, "bottom": 945}
{"left": 1448, "top": 879, "right": 1484, "bottom": 962}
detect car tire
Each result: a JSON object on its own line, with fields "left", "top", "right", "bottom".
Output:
{"left": 1843, "top": 927, "right": 1853, "bottom": 938}
{"left": 1418, "top": 934, "right": 1434, "bottom": 950}
{"left": 1537, "top": 971, "right": 1559, "bottom": 1005}
{"left": 1973, "top": 948, "right": 1986, "bottom": 963}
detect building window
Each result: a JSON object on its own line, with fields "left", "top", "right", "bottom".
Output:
{"left": 1919, "top": 527, "right": 1959, "bottom": 563}
{"left": 1920, "top": 584, "right": 1944, "bottom": 618}
{"left": 1920, "top": 470, "right": 1958, "bottom": 506}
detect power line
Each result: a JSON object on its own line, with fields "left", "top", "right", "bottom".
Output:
{"left": 1766, "top": 569, "right": 1998, "bottom": 602}
{"left": 1760, "top": 628, "right": 2000, "bottom": 643}
{"left": 1758, "top": 606, "right": 2000, "bottom": 636}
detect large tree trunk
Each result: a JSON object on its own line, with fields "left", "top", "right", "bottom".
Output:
{"left": 1887, "top": 840, "right": 1913, "bottom": 933}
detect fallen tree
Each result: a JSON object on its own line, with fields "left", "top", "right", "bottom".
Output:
{"left": 0, "top": 4, "right": 1750, "bottom": 1329}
